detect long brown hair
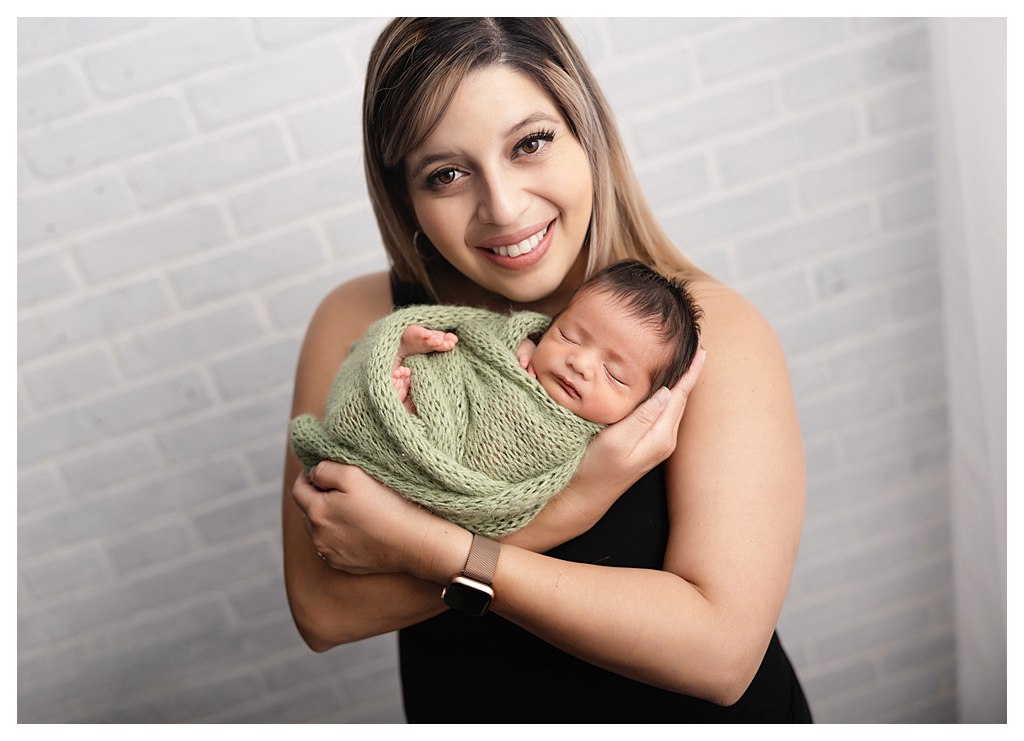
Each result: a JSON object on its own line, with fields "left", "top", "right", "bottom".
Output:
{"left": 363, "top": 18, "right": 706, "bottom": 299}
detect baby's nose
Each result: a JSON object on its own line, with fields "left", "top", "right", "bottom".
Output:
{"left": 566, "top": 354, "right": 592, "bottom": 379}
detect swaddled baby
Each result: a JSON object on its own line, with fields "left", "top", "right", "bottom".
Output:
{"left": 290, "top": 259, "right": 701, "bottom": 537}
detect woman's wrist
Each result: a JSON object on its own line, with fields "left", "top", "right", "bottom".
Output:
{"left": 566, "top": 463, "right": 630, "bottom": 518}
{"left": 408, "top": 517, "right": 475, "bottom": 585}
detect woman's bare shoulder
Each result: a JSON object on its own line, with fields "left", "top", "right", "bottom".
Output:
{"left": 685, "top": 276, "right": 781, "bottom": 356}
{"left": 673, "top": 275, "right": 798, "bottom": 462}
{"left": 292, "top": 271, "right": 394, "bottom": 416}
{"left": 313, "top": 270, "right": 394, "bottom": 327}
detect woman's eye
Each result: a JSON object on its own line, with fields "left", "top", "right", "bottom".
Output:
{"left": 514, "top": 131, "right": 554, "bottom": 157}
{"left": 427, "top": 167, "right": 463, "bottom": 188}
{"left": 520, "top": 138, "right": 544, "bottom": 155}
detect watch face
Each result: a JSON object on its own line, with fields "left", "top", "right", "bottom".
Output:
{"left": 442, "top": 577, "right": 494, "bottom": 617}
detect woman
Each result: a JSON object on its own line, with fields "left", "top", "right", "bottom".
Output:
{"left": 284, "top": 18, "right": 811, "bottom": 722}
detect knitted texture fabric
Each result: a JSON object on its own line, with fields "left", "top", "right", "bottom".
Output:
{"left": 290, "top": 305, "right": 605, "bottom": 538}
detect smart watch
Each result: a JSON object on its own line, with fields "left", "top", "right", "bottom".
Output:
{"left": 442, "top": 534, "right": 500, "bottom": 617}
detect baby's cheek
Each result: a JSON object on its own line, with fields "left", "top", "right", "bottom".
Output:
{"left": 529, "top": 346, "right": 550, "bottom": 377}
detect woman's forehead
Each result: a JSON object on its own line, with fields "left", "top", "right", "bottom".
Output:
{"left": 405, "top": 66, "right": 562, "bottom": 163}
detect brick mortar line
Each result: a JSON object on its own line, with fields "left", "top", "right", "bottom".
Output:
{"left": 690, "top": 20, "right": 927, "bottom": 88}
{"left": 17, "top": 532, "right": 277, "bottom": 620}
{"left": 16, "top": 19, "right": 158, "bottom": 73}
{"left": 17, "top": 385, "right": 290, "bottom": 473}
{"left": 820, "top": 654, "right": 957, "bottom": 719}
{"left": 16, "top": 590, "right": 241, "bottom": 686}
{"left": 18, "top": 215, "right": 345, "bottom": 312}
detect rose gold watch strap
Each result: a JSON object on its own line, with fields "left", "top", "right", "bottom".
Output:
{"left": 463, "top": 534, "right": 501, "bottom": 586}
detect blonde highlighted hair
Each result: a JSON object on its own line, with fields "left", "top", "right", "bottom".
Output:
{"left": 363, "top": 18, "right": 706, "bottom": 299}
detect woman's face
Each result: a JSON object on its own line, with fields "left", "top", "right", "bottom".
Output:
{"left": 404, "top": 65, "right": 594, "bottom": 313}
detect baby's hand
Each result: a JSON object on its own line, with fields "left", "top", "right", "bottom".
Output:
{"left": 515, "top": 338, "right": 537, "bottom": 378}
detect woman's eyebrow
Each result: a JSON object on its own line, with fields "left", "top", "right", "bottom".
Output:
{"left": 408, "top": 151, "right": 459, "bottom": 178}
{"left": 505, "top": 112, "right": 559, "bottom": 137}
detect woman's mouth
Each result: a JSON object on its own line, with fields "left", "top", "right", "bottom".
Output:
{"left": 476, "top": 220, "right": 555, "bottom": 269}
{"left": 482, "top": 223, "right": 549, "bottom": 257}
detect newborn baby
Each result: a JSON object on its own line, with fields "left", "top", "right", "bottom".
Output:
{"left": 290, "top": 259, "right": 701, "bottom": 537}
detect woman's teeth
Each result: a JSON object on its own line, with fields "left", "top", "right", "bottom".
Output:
{"left": 486, "top": 224, "right": 548, "bottom": 257}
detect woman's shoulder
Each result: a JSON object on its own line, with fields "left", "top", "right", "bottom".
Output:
{"left": 316, "top": 270, "right": 394, "bottom": 316}
{"left": 306, "top": 271, "right": 395, "bottom": 337}
{"left": 684, "top": 276, "right": 780, "bottom": 356}
{"left": 292, "top": 271, "right": 395, "bottom": 415}
{"left": 301, "top": 271, "right": 393, "bottom": 363}
{"left": 675, "top": 275, "right": 794, "bottom": 423}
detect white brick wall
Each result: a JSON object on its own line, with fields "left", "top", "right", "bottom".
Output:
{"left": 17, "top": 18, "right": 961, "bottom": 723}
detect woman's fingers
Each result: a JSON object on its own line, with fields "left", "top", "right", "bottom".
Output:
{"left": 677, "top": 348, "right": 707, "bottom": 395}
{"left": 291, "top": 471, "right": 320, "bottom": 515}
{"left": 306, "top": 459, "right": 361, "bottom": 493}
{"left": 291, "top": 472, "right": 343, "bottom": 567}
{"left": 607, "top": 348, "right": 707, "bottom": 461}
{"left": 293, "top": 461, "right": 448, "bottom": 576}
{"left": 649, "top": 349, "right": 707, "bottom": 438}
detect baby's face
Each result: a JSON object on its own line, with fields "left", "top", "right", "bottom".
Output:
{"left": 532, "top": 290, "right": 667, "bottom": 424}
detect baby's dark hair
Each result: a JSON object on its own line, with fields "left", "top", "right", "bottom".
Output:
{"left": 573, "top": 259, "right": 703, "bottom": 392}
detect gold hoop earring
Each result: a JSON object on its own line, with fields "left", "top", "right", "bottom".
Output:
{"left": 413, "top": 229, "right": 435, "bottom": 256}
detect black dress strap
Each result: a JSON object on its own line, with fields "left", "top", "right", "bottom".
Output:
{"left": 390, "top": 270, "right": 432, "bottom": 309}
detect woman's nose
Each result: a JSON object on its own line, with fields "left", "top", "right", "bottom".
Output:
{"left": 476, "top": 170, "right": 527, "bottom": 226}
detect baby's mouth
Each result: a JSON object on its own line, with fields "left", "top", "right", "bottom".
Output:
{"left": 554, "top": 374, "right": 580, "bottom": 400}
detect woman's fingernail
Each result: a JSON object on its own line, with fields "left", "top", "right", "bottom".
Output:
{"left": 653, "top": 387, "right": 671, "bottom": 407}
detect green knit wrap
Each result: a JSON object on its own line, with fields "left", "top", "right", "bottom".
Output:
{"left": 289, "top": 305, "right": 605, "bottom": 538}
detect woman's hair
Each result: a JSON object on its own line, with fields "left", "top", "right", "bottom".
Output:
{"left": 363, "top": 17, "right": 707, "bottom": 299}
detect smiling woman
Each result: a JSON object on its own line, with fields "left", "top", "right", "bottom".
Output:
{"left": 283, "top": 17, "right": 811, "bottom": 722}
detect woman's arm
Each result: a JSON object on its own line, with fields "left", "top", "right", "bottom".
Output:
{"left": 482, "top": 283, "right": 806, "bottom": 704}
{"left": 282, "top": 273, "right": 446, "bottom": 649}
{"left": 299, "top": 281, "right": 805, "bottom": 704}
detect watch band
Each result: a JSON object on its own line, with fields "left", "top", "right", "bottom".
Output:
{"left": 462, "top": 534, "right": 500, "bottom": 585}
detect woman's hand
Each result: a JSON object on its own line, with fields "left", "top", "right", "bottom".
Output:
{"left": 291, "top": 462, "right": 465, "bottom": 580}
{"left": 585, "top": 348, "right": 707, "bottom": 487}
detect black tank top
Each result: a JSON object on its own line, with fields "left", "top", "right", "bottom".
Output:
{"left": 390, "top": 273, "right": 812, "bottom": 723}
